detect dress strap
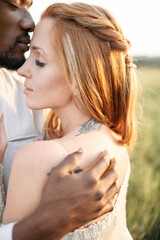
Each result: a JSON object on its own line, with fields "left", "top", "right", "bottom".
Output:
{"left": 51, "top": 140, "right": 68, "bottom": 156}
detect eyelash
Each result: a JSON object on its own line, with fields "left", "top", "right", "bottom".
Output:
{"left": 35, "top": 59, "right": 46, "bottom": 67}
{"left": 8, "top": 3, "right": 19, "bottom": 10}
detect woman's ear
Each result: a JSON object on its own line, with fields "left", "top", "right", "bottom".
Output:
{"left": 72, "top": 86, "right": 79, "bottom": 97}
{"left": 70, "top": 81, "right": 79, "bottom": 97}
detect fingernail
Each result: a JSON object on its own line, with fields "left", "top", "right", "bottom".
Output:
{"left": 77, "top": 147, "right": 86, "bottom": 153}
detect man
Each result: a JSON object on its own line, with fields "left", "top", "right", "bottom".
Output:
{"left": 0, "top": 0, "right": 119, "bottom": 239}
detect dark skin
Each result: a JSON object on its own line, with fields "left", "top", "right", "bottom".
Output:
{"left": 0, "top": 111, "right": 7, "bottom": 163}
{"left": 0, "top": 1, "right": 119, "bottom": 239}
{"left": 0, "top": 0, "right": 34, "bottom": 69}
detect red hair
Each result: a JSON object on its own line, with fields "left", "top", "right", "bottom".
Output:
{"left": 42, "top": 3, "right": 138, "bottom": 145}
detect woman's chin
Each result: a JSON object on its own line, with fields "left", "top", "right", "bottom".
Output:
{"left": 25, "top": 102, "right": 42, "bottom": 110}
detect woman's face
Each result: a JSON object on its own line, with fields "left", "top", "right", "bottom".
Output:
{"left": 18, "top": 18, "right": 72, "bottom": 110}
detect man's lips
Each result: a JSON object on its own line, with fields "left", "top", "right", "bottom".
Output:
{"left": 17, "top": 37, "right": 30, "bottom": 51}
{"left": 17, "top": 37, "right": 30, "bottom": 45}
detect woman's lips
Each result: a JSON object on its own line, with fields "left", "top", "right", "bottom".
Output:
{"left": 24, "top": 86, "right": 33, "bottom": 94}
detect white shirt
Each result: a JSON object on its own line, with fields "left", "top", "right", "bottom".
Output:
{"left": 0, "top": 223, "right": 15, "bottom": 239}
{"left": 0, "top": 68, "right": 44, "bottom": 239}
{"left": 0, "top": 68, "right": 44, "bottom": 191}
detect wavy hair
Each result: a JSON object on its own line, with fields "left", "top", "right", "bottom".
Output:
{"left": 42, "top": 3, "right": 138, "bottom": 145}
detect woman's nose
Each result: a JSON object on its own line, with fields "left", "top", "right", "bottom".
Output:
{"left": 17, "top": 64, "right": 32, "bottom": 79}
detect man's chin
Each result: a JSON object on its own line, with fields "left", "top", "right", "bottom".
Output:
{"left": 0, "top": 56, "right": 25, "bottom": 71}
{"left": 0, "top": 43, "right": 27, "bottom": 70}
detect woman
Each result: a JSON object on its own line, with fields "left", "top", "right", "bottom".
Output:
{"left": 2, "top": 3, "right": 137, "bottom": 239}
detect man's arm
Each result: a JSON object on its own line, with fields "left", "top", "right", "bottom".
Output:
{"left": 0, "top": 110, "right": 7, "bottom": 222}
{"left": 13, "top": 149, "right": 119, "bottom": 240}
{"left": 0, "top": 111, "right": 8, "bottom": 164}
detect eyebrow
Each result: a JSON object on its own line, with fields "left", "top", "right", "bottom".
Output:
{"left": 31, "top": 46, "right": 48, "bottom": 56}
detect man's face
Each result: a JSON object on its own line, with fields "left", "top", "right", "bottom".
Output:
{"left": 0, "top": 0, "right": 35, "bottom": 70}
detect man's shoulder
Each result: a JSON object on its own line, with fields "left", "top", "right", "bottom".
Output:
{"left": 0, "top": 68, "right": 24, "bottom": 84}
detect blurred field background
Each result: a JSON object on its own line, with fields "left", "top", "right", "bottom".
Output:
{"left": 127, "top": 57, "right": 160, "bottom": 240}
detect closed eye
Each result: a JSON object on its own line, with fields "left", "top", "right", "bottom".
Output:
{"left": 35, "top": 59, "right": 46, "bottom": 67}
{"left": 8, "top": 3, "right": 19, "bottom": 10}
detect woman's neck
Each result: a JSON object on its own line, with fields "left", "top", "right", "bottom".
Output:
{"left": 52, "top": 100, "right": 92, "bottom": 136}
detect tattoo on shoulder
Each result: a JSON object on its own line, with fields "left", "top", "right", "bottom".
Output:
{"left": 75, "top": 118, "right": 102, "bottom": 136}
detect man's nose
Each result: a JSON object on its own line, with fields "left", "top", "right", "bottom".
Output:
{"left": 20, "top": 10, "right": 35, "bottom": 32}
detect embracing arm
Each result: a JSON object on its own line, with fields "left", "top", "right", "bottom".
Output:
{"left": 0, "top": 110, "right": 8, "bottom": 164}
{"left": 3, "top": 146, "right": 119, "bottom": 240}
{"left": 0, "top": 164, "right": 5, "bottom": 222}
{"left": 0, "top": 111, "right": 7, "bottom": 222}
{"left": 0, "top": 111, "right": 8, "bottom": 164}
{"left": 13, "top": 151, "right": 119, "bottom": 240}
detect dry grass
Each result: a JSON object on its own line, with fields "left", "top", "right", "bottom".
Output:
{"left": 127, "top": 67, "right": 160, "bottom": 240}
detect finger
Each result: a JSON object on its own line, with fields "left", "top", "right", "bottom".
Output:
{"left": 100, "top": 192, "right": 119, "bottom": 217}
{"left": 52, "top": 148, "right": 85, "bottom": 176}
{"left": 101, "top": 157, "right": 117, "bottom": 178}
{"left": 85, "top": 150, "right": 112, "bottom": 181}
{"left": 104, "top": 180, "right": 119, "bottom": 202}
{"left": 96, "top": 200, "right": 115, "bottom": 217}
{"left": 93, "top": 187, "right": 119, "bottom": 218}
{"left": 97, "top": 161, "right": 118, "bottom": 196}
{"left": 93, "top": 176, "right": 119, "bottom": 202}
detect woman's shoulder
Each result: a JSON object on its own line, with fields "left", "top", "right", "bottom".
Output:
{"left": 3, "top": 139, "right": 69, "bottom": 223}
{"left": 55, "top": 131, "right": 129, "bottom": 179}
{"left": 12, "top": 140, "right": 68, "bottom": 173}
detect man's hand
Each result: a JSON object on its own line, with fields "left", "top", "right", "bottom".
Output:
{"left": 0, "top": 110, "right": 8, "bottom": 163}
{"left": 13, "top": 149, "right": 119, "bottom": 240}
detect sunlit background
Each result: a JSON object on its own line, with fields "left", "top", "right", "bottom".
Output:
{"left": 30, "top": 0, "right": 160, "bottom": 57}
{"left": 30, "top": 1, "right": 160, "bottom": 240}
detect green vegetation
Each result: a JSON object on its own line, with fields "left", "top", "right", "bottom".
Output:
{"left": 127, "top": 62, "right": 160, "bottom": 240}
{"left": 133, "top": 56, "right": 160, "bottom": 68}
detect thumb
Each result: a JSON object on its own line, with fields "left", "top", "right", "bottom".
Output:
{"left": 55, "top": 148, "right": 85, "bottom": 176}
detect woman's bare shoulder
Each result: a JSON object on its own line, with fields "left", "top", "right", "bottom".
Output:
{"left": 13, "top": 140, "right": 67, "bottom": 171}
{"left": 3, "top": 140, "right": 68, "bottom": 223}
